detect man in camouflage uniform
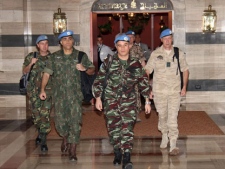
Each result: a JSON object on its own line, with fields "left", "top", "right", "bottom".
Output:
{"left": 126, "top": 31, "right": 146, "bottom": 122}
{"left": 93, "top": 34, "right": 151, "bottom": 169}
{"left": 145, "top": 29, "right": 189, "bottom": 156}
{"left": 23, "top": 35, "right": 52, "bottom": 152}
{"left": 39, "top": 30, "right": 95, "bottom": 161}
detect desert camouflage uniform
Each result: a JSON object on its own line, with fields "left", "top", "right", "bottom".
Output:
{"left": 23, "top": 52, "right": 52, "bottom": 134}
{"left": 43, "top": 48, "right": 94, "bottom": 144}
{"left": 130, "top": 45, "right": 145, "bottom": 113}
{"left": 145, "top": 45, "right": 189, "bottom": 140}
{"left": 92, "top": 54, "right": 150, "bottom": 153}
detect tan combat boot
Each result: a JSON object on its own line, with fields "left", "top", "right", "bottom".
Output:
{"left": 169, "top": 139, "right": 179, "bottom": 156}
{"left": 160, "top": 133, "right": 168, "bottom": 149}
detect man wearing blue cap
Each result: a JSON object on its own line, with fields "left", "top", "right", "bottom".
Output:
{"left": 39, "top": 30, "right": 95, "bottom": 161}
{"left": 93, "top": 34, "right": 151, "bottom": 169}
{"left": 23, "top": 35, "right": 52, "bottom": 152}
{"left": 145, "top": 28, "right": 189, "bottom": 156}
{"left": 126, "top": 31, "right": 146, "bottom": 122}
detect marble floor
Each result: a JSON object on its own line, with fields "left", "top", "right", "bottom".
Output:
{"left": 1, "top": 103, "right": 225, "bottom": 169}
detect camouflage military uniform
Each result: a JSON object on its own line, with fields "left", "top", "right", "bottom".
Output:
{"left": 145, "top": 46, "right": 189, "bottom": 141}
{"left": 130, "top": 45, "right": 145, "bottom": 113}
{"left": 23, "top": 52, "right": 52, "bottom": 134}
{"left": 43, "top": 48, "right": 94, "bottom": 144}
{"left": 92, "top": 54, "right": 150, "bottom": 152}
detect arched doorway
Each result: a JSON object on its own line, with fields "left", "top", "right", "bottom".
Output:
{"left": 90, "top": 0, "right": 174, "bottom": 71}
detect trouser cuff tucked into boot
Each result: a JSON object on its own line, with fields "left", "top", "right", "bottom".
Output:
{"left": 160, "top": 133, "right": 168, "bottom": 149}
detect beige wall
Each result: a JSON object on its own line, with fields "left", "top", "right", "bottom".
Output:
{"left": 0, "top": 0, "right": 225, "bottom": 107}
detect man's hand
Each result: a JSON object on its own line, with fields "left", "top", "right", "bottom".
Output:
{"left": 76, "top": 63, "right": 86, "bottom": 71}
{"left": 31, "top": 58, "right": 38, "bottom": 65}
{"left": 180, "top": 87, "right": 187, "bottom": 96}
{"left": 95, "top": 97, "right": 103, "bottom": 111}
{"left": 145, "top": 104, "right": 151, "bottom": 114}
{"left": 39, "top": 91, "right": 47, "bottom": 100}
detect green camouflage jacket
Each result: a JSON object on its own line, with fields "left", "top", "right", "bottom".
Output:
{"left": 93, "top": 54, "right": 150, "bottom": 108}
{"left": 43, "top": 47, "right": 95, "bottom": 103}
{"left": 23, "top": 52, "right": 52, "bottom": 96}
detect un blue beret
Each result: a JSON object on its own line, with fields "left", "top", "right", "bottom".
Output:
{"left": 160, "top": 29, "right": 173, "bottom": 38}
{"left": 114, "top": 34, "right": 130, "bottom": 44}
{"left": 125, "top": 31, "right": 135, "bottom": 35}
{"left": 36, "top": 35, "right": 48, "bottom": 44}
{"left": 58, "top": 30, "right": 74, "bottom": 40}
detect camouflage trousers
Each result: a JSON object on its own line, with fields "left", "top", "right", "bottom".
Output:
{"left": 154, "top": 92, "right": 180, "bottom": 140}
{"left": 54, "top": 98, "right": 82, "bottom": 144}
{"left": 30, "top": 95, "right": 52, "bottom": 134}
{"left": 105, "top": 100, "right": 136, "bottom": 153}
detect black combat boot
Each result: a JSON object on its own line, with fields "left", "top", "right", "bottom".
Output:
{"left": 35, "top": 129, "right": 41, "bottom": 145}
{"left": 113, "top": 148, "right": 122, "bottom": 165}
{"left": 122, "top": 152, "right": 133, "bottom": 169}
{"left": 40, "top": 133, "right": 48, "bottom": 152}
{"left": 69, "top": 143, "right": 77, "bottom": 162}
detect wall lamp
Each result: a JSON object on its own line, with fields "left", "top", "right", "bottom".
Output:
{"left": 202, "top": 5, "right": 217, "bottom": 33}
{"left": 53, "top": 8, "right": 67, "bottom": 35}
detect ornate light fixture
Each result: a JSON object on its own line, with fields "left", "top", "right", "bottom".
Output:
{"left": 53, "top": 8, "right": 67, "bottom": 35}
{"left": 159, "top": 16, "right": 167, "bottom": 32}
{"left": 112, "top": 13, "right": 120, "bottom": 21}
{"left": 143, "top": 13, "right": 150, "bottom": 19}
{"left": 128, "top": 13, "right": 136, "bottom": 24}
{"left": 202, "top": 5, "right": 217, "bottom": 33}
{"left": 159, "top": 16, "right": 165, "bottom": 29}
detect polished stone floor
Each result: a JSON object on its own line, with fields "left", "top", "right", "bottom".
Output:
{"left": 1, "top": 103, "right": 225, "bottom": 169}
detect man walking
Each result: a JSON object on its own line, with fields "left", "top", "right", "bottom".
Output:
{"left": 23, "top": 35, "right": 52, "bottom": 152}
{"left": 97, "top": 35, "right": 114, "bottom": 69}
{"left": 39, "top": 30, "right": 95, "bottom": 161}
{"left": 145, "top": 29, "right": 189, "bottom": 156}
{"left": 93, "top": 34, "right": 151, "bottom": 169}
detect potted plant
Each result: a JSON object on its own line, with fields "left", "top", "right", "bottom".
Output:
{"left": 98, "top": 21, "right": 112, "bottom": 35}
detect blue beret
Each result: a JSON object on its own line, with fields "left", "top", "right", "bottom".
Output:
{"left": 36, "top": 35, "right": 48, "bottom": 44}
{"left": 58, "top": 30, "right": 74, "bottom": 40}
{"left": 160, "top": 29, "right": 173, "bottom": 38}
{"left": 114, "top": 34, "right": 130, "bottom": 44}
{"left": 125, "top": 31, "right": 135, "bottom": 35}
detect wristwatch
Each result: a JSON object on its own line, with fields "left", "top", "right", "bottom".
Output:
{"left": 145, "top": 101, "right": 151, "bottom": 105}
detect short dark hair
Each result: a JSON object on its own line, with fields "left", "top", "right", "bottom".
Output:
{"left": 97, "top": 35, "right": 102, "bottom": 39}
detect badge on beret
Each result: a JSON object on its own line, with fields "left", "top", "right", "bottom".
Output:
{"left": 124, "top": 37, "right": 129, "bottom": 41}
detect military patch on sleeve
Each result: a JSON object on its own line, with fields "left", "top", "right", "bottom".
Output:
{"left": 157, "top": 55, "right": 163, "bottom": 60}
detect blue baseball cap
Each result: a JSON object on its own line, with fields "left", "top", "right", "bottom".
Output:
{"left": 58, "top": 30, "right": 74, "bottom": 40}
{"left": 114, "top": 34, "right": 130, "bottom": 44}
{"left": 160, "top": 29, "right": 173, "bottom": 38}
{"left": 125, "top": 31, "right": 135, "bottom": 35}
{"left": 36, "top": 35, "right": 48, "bottom": 44}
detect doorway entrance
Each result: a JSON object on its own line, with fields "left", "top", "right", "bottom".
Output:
{"left": 90, "top": 0, "right": 174, "bottom": 71}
